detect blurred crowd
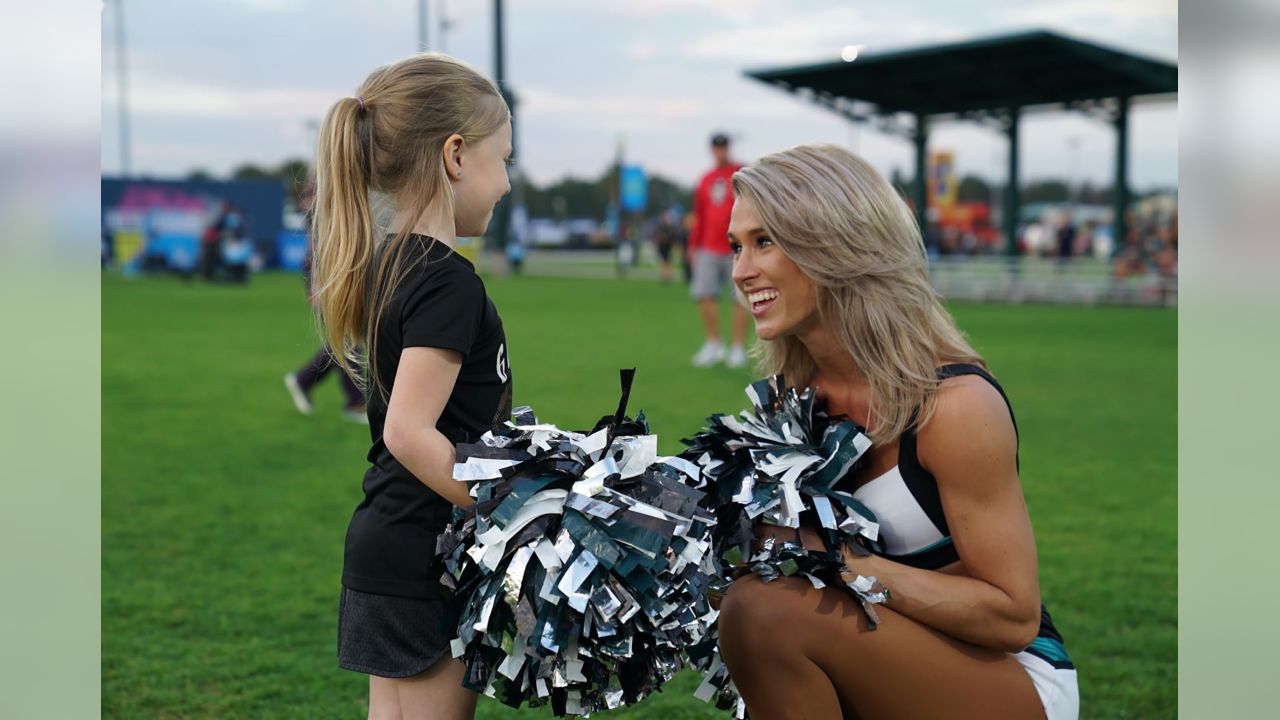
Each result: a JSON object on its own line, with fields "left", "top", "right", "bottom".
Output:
{"left": 1112, "top": 211, "right": 1178, "bottom": 281}
{"left": 923, "top": 202, "right": 1178, "bottom": 283}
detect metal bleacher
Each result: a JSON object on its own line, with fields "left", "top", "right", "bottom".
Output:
{"left": 927, "top": 255, "right": 1176, "bottom": 306}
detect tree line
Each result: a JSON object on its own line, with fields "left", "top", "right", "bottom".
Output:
{"left": 189, "top": 160, "right": 693, "bottom": 222}
{"left": 188, "top": 160, "right": 1172, "bottom": 219}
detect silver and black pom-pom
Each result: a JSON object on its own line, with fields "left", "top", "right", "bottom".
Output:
{"left": 679, "top": 376, "right": 892, "bottom": 714}
{"left": 436, "top": 370, "right": 719, "bottom": 716}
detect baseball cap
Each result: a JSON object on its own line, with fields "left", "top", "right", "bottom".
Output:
{"left": 710, "top": 132, "right": 730, "bottom": 147}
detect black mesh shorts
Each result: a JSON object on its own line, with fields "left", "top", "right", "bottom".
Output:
{"left": 337, "top": 587, "right": 459, "bottom": 678}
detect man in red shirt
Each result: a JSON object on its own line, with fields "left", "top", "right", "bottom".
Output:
{"left": 689, "top": 132, "right": 748, "bottom": 368}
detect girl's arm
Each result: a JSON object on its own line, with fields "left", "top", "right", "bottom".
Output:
{"left": 845, "top": 376, "right": 1041, "bottom": 652}
{"left": 382, "top": 346, "right": 475, "bottom": 509}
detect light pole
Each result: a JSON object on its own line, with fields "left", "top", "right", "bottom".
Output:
{"left": 113, "top": 0, "right": 132, "bottom": 176}
{"left": 418, "top": 0, "right": 429, "bottom": 51}
{"left": 490, "top": 0, "right": 514, "bottom": 253}
{"left": 439, "top": 0, "right": 453, "bottom": 53}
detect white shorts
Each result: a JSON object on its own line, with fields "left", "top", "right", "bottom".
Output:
{"left": 1013, "top": 650, "right": 1079, "bottom": 720}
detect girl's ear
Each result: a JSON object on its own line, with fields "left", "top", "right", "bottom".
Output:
{"left": 442, "top": 134, "right": 465, "bottom": 181}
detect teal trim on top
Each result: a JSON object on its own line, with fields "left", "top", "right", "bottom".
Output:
{"left": 1028, "top": 636, "right": 1071, "bottom": 663}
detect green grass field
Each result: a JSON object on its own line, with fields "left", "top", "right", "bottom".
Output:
{"left": 103, "top": 270, "right": 1176, "bottom": 719}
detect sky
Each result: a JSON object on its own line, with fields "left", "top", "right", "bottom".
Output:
{"left": 99, "top": 0, "right": 1178, "bottom": 191}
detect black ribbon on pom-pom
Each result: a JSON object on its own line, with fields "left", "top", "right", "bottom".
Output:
{"left": 437, "top": 369, "right": 719, "bottom": 716}
{"left": 678, "top": 375, "right": 894, "bottom": 713}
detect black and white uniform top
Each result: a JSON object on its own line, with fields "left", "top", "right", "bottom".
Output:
{"left": 342, "top": 236, "right": 513, "bottom": 599}
{"left": 848, "top": 364, "right": 1073, "bottom": 670}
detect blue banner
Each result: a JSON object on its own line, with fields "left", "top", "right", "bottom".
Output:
{"left": 277, "top": 231, "right": 309, "bottom": 271}
{"left": 620, "top": 165, "right": 648, "bottom": 213}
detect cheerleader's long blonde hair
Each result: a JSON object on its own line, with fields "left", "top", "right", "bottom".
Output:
{"left": 733, "top": 144, "right": 985, "bottom": 445}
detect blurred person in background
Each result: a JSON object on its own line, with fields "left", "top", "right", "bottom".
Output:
{"left": 284, "top": 342, "right": 367, "bottom": 422}
{"left": 1056, "top": 217, "right": 1076, "bottom": 259}
{"left": 1055, "top": 216, "right": 1077, "bottom": 270}
{"left": 689, "top": 132, "right": 749, "bottom": 368}
{"left": 1150, "top": 212, "right": 1178, "bottom": 305}
{"left": 1112, "top": 210, "right": 1153, "bottom": 283}
{"left": 1154, "top": 211, "right": 1178, "bottom": 278}
{"left": 681, "top": 210, "right": 696, "bottom": 283}
{"left": 506, "top": 202, "right": 527, "bottom": 274}
{"left": 938, "top": 225, "right": 961, "bottom": 256}
{"left": 200, "top": 200, "right": 231, "bottom": 281}
{"left": 717, "top": 144, "right": 1077, "bottom": 720}
{"left": 1076, "top": 220, "right": 1096, "bottom": 258}
{"left": 651, "top": 205, "right": 683, "bottom": 283}
{"left": 1020, "top": 219, "right": 1047, "bottom": 256}
{"left": 310, "top": 53, "right": 514, "bottom": 720}
{"left": 505, "top": 231, "right": 526, "bottom": 274}
{"left": 221, "top": 209, "right": 253, "bottom": 284}
{"left": 101, "top": 226, "right": 114, "bottom": 269}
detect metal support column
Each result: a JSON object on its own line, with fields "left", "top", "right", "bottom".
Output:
{"left": 913, "top": 114, "right": 929, "bottom": 251}
{"left": 1004, "top": 106, "right": 1021, "bottom": 256}
{"left": 490, "top": 0, "right": 513, "bottom": 252}
{"left": 1112, "top": 96, "right": 1130, "bottom": 255}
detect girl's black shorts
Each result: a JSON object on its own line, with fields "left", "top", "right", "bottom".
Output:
{"left": 337, "top": 586, "right": 459, "bottom": 678}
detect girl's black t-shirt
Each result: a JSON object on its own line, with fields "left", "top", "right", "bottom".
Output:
{"left": 342, "top": 236, "right": 512, "bottom": 598}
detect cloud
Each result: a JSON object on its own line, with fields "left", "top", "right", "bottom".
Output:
{"left": 532, "top": 0, "right": 769, "bottom": 21}
{"left": 995, "top": 0, "right": 1177, "bottom": 58}
{"left": 1000, "top": 0, "right": 1176, "bottom": 27}
{"left": 0, "top": 0, "right": 100, "bottom": 136}
{"left": 518, "top": 82, "right": 808, "bottom": 135}
{"left": 626, "top": 43, "right": 658, "bottom": 61}
{"left": 222, "top": 0, "right": 306, "bottom": 12}
{"left": 224, "top": 0, "right": 408, "bottom": 14}
{"left": 106, "top": 77, "right": 335, "bottom": 120}
{"left": 679, "top": 1, "right": 1176, "bottom": 66}
{"left": 678, "top": 6, "right": 964, "bottom": 65}
{"left": 518, "top": 87, "right": 707, "bottom": 132}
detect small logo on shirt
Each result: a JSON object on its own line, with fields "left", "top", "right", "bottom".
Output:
{"left": 710, "top": 178, "right": 731, "bottom": 206}
{"left": 496, "top": 342, "right": 509, "bottom": 383}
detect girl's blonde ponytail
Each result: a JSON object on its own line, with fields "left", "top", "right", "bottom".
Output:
{"left": 312, "top": 97, "right": 375, "bottom": 381}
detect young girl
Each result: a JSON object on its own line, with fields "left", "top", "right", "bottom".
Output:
{"left": 717, "top": 145, "right": 1078, "bottom": 719}
{"left": 310, "top": 53, "right": 514, "bottom": 720}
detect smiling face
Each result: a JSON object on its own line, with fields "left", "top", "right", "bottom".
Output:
{"left": 451, "top": 118, "right": 513, "bottom": 237}
{"left": 729, "top": 198, "right": 820, "bottom": 341}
